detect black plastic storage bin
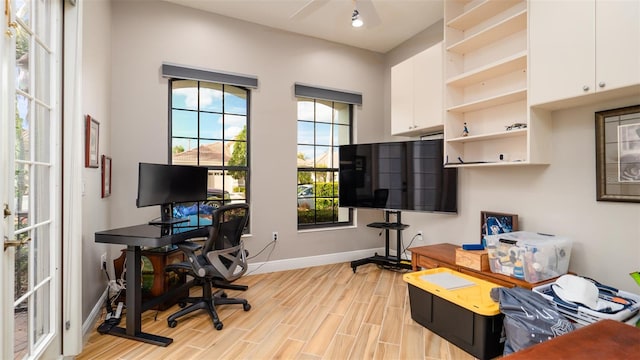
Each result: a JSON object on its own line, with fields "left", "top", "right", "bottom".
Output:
{"left": 404, "top": 268, "right": 505, "bottom": 360}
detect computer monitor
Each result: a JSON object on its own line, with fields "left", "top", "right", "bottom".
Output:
{"left": 136, "top": 162, "right": 208, "bottom": 225}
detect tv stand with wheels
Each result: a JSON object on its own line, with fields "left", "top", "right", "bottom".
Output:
{"left": 351, "top": 210, "right": 413, "bottom": 272}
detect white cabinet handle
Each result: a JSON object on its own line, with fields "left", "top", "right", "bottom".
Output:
{"left": 599, "top": 82, "right": 606, "bottom": 88}
{"left": 583, "top": 85, "right": 590, "bottom": 91}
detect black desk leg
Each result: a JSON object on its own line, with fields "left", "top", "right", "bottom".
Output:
{"left": 127, "top": 245, "right": 142, "bottom": 335}
{"left": 106, "top": 245, "right": 173, "bottom": 346}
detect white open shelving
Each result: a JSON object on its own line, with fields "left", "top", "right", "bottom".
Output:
{"left": 447, "top": 0, "right": 522, "bottom": 31}
{"left": 443, "top": 0, "right": 551, "bottom": 167}
{"left": 447, "top": 9, "right": 527, "bottom": 55}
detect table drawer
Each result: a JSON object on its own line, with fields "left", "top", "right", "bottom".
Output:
{"left": 417, "top": 255, "right": 457, "bottom": 270}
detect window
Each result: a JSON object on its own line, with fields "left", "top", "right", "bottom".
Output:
{"left": 297, "top": 98, "right": 352, "bottom": 228}
{"left": 169, "top": 79, "right": 249, "bottom": 226}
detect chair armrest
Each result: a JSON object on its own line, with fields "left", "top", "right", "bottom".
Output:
{"left": 175, "top": 241, "right": 216, "bottom": 278}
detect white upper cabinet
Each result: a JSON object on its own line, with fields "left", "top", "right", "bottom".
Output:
{"left": 391, "top": 41, "right": 444, "bottom": 136}
{"left": 530, "top": 0, "right": 640, "bottom": 107}
{"left": 596, "top": 0, "right": 640, "bottom": 92}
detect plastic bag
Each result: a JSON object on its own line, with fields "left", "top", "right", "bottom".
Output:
{"left": 490, "top": 286, "right": 575, "bottom": 355}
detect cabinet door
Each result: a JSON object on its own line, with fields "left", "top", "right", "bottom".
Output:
{"left": 529, "top": 0, "right": 595, "bottom": 105}
{"left": 413, "top": 42, "right": 443, "bottom": 133}
{"left": 391, "top": 58, "right": 414, "bottom": 135}
{"left": 596, "top": 0, "right": 640, "bottom": 92}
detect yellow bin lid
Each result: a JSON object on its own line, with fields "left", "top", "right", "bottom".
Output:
{"left": 403, "top": 267, "right": 502, "bottom": 316}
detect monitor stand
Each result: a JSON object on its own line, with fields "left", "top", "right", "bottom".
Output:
{"left": 350, "top": 210, "right": 412, "bottom": 273}
{"left": 148, "top": 204, "right": 189, "bottom": 226}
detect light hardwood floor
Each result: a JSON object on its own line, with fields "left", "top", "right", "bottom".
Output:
{"left": 78, "top": 262, "right": 478, "bottom": 360}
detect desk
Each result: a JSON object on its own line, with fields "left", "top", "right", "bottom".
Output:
{"left": 95, "top": 223, "right": 209, "bottom": 346}
{"left": 503, "top": 319, "right": 640, "bottom": 359}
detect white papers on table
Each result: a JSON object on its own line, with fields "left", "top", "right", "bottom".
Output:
{"left": 419, "top": 272, "right": 476, "bottom": 290}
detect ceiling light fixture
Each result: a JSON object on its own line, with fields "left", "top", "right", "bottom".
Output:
{"left": 351, "top": 9, "right": 363, "bottom": 28}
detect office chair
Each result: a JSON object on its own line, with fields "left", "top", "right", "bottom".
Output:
{"left": 165, "top": 203, "right": 251, "bottom": 330}
{"left": 372, "top": 188, "right": 389, "bottom": 208}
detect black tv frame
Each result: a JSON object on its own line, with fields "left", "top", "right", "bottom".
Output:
{"left": 338, "top": 138, "right": 457, "bottom": 213}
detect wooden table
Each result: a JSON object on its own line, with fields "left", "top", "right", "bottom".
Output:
{"left": 409, "top": 243, "right": 556, "bottom": 289}
{"left": 503, "top": 319, "right": 640, "bottom": 359}
{"left": 113, "top": 246, "right": 189, "bottom": 310}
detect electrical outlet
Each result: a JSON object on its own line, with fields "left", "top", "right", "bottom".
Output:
{"left": 417, "top": 230, "right": 423, "bottom": 237}
{"left": 100, "top": 253, "right": 107, "bottom": 271}
{"left": 272, "top": 232, "right": 278, "bottom": 241}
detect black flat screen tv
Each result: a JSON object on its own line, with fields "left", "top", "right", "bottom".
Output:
{"left": 338, "top": 139, "right": 457, "bottom": 213}
{"left": 136, "top": 163, "right": 208, "bottom": 225}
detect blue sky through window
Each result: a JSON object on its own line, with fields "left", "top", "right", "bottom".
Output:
{"left": 172, "top": 85, "right": 247, "bottom": 145}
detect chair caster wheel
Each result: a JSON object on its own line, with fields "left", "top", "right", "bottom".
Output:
{"left": 214, "top": 321, "right": 223, "bottom": 330}
{"left": 243, "top": 303, "right": 251, "bottom": 311}
{"left": 220, "top": 292, "right": 228, "bottom": 298}
{"left": 178, "top": 302, "right": 187, "bottom": 308}
{"left": 168, "top": 320, "right": 178, "bottom": 328}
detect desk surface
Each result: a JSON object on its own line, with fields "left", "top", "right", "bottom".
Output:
{"left": 95, "top": 223, "right": 209, "bottom": 247}
{"left": 503, "top": 319, "right": 640, "bottom": 359}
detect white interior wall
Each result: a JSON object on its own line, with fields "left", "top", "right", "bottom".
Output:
{"left": 401, "top": 95, "right": 640, "bottom": 293}
{"left": 80, "top": 0, "right": 112, "bottom": 321}
{"left": 82, "top": 2, "right": 640, "bottom": 328}
{"left": 108, "top": 1, "right": 388, "bottom": 269}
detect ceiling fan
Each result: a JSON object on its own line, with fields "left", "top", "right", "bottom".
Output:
{"left": 289, "top": 0, "right": 382, "bottom": 27}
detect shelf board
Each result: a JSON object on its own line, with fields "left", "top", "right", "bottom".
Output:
{"left": 447, "top": 0, "right": 522, "bottom": 31}
{"left": 446, "top": 88, "right": 527, "bottom": 113}
{"left": 446, "top": 127, "right": 526, "bottom": 143}
{"left": 447, "top": 9, "right": 527, "bottom": 55}
{"left": 446, "top": 51, "right": 527, "bottom": 88}
{"left": 444, "top": 160, "right": 534, "bottom": 168}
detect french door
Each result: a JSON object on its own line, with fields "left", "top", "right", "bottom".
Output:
{"left": 1, "top": 0, "right": 61, "bottom": 358}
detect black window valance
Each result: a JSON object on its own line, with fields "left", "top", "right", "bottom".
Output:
{"left": 294, "top": 83, "right": 362, "bottom": 105}
{"left": 162, "top": 62, "right": 258, "bottom": 88}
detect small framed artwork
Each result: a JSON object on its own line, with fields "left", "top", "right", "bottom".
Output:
{"left": 595, "top": 104, "right": 640, "bottom": 202}
{"left": 480, "top": 211, "right": 518, "bottom": 240}
{"left": 101, "top": 155, "right": 112, "bottom": 198}
{"left": 85, "top": 115, "right": 100, "bottom": 168}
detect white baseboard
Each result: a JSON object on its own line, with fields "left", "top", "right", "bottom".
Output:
{"left": 83, "top": 286, "right": 108, "bottom": 343}
{"left": 247, "top": 247, "right": 386, "bottom": 275}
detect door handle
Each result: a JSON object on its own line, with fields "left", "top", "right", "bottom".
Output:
{"left": 4, "top": 203, "right": 11, "bottom": 218}
{"left": 4, "top": 236, "right": 30, "bottom": 251}
{"left": 4, "top": 0, "right": 18, "bottom": 37}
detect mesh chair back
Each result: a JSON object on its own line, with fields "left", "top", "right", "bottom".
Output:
{"left": 204, "top": 203, "right": 250, "bottom": 281}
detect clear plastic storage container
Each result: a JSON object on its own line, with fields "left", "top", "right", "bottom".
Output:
{"left": 485, "top": 231, "right": 572, "bottom": 283}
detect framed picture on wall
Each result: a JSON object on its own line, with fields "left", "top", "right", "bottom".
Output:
{"left": 85, "top": 115, "right": 99, "bottom": 168}
{"left": 595, "top": 104, "right": 640, "bottom": 202}
{"left": 480, "top": 211, "right": 518, "bottom": 241}
{"left": 101, "top": 155, "right": 112, "bottom": 198}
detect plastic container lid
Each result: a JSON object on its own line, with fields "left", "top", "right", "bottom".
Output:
{"left": 403, "top": 267, "right": 503, "bottom": 316}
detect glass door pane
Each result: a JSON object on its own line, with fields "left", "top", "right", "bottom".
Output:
{"left": 5, "top": 0, "right": 58, "bottom": 358}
